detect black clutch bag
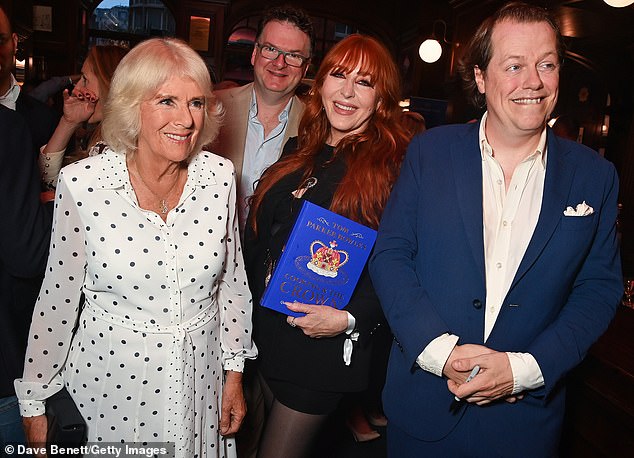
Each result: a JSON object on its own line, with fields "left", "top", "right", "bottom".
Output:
{"left": 46, "top": 387, "right": 87, "bottom": 448}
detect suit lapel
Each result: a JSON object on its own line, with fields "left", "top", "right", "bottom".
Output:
{"left": 231, "top": 84, "right": 252, "bottom": 180}
{"left": 452, "top": 124, "right": 486, "bottom": 284}
{"left": 215, "top": 84, "right": 304, "bottom": 182}
{"left": 15, "top": 91, "right": 26, "bottom": 111}
{"left": 284, "top": 96, "right": 304, "bottom": 146}
{"left": 509, "top": 131, "right": 575, "bottom": 290}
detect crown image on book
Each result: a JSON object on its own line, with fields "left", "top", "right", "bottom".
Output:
{"left": 307, "top": 240, "right": 349, "bottom": 278}
{"left": 260, "top": 201, "right": 376, "bottom": 317}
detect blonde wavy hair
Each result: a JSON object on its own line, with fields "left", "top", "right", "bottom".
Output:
{"left": 102, "top": 37, "right": 223, "bottom": 157}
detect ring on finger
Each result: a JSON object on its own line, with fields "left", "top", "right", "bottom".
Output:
{"left": 289, "top": 317, "right": 297, "bottom": 327}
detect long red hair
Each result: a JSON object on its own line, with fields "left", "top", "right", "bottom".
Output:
{"left": 249, "top": 34, "right": 409, "bottom": 232}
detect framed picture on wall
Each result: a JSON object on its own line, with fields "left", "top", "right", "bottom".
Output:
{"left": 33, "top": 5, "right": 53, "bottom": 32}
{"left": 189, "top": 15, "right": 212, "bottom": 53}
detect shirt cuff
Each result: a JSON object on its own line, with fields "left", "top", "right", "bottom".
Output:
{"left": 343, "top": 313, "right": 359, "bottom": 366}
{"left": 345, "top": 312, "right": 356, "bottom": 334}
{"left": 416, "top": 333, "right": 459, "bottom": 376}
{"left": 39, "top": 145, "right": 66, "bottom": 160}
{"left": 223, "top": 356, "right": 245, "bottom": 373}
{"left": 18, "top": 399, "right": 46, "bottom": 417}
{"left": 39, "top": 145, "right": 66, "bottom": 190}
{"left": 506, "top": 352, "right": 544, "bottom": 394}
{"left": 14, "top": 378, "right": 63, "bottom": 417}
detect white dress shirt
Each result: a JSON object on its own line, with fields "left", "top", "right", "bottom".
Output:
{"left": 417, "top": 112, "right": 545, "bottom": 394}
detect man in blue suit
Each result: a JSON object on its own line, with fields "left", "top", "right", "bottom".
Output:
{"left": 0, "top": 105, "right": 53, "bottom": 447}
{"left": 0, "top": 7, "right": 55, "bottom": 448}
{"left": 369, "top": 2, "right": 623, "bottom": 456}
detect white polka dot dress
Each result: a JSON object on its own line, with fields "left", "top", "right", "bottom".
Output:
{"left": 15, "top": 147, "right": 257, "bottom": 458}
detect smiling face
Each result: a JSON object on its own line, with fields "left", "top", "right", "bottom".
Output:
{"left": 321, "top": 64, "right": 379, "bottom": 145}
{"left": 251, "top": 20, "right": 310, "bottom": 101}
{"left": 475, "top": 19, "right": 559, "bottom": 144}
{"left": 137, "top": 75, "right": 205, "bottom": 165}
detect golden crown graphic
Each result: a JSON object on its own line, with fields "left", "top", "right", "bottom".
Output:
{"left": 307, "top": 240, "right": 349, "bottom": 278}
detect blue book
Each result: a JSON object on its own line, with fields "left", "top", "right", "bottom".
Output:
{"left": 261, "top": 200, "right": 377, "bottom": 317}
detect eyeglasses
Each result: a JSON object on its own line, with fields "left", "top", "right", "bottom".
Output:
{"left": 255, "top": 43, "right": 309, "bottom": 68}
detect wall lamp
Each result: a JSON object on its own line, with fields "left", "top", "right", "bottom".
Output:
{"left": 419, "top": 19, "right": 449, "bottom": 64}
{"left": 604, "top": 0, "right": 634, "bottom": 6}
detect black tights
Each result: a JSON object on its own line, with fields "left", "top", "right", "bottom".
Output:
{"left": 256, "top": 374, "right": 329, "bottom": 458}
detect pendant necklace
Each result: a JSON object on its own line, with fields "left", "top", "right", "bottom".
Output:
{"left": 130, "top": 163, "right": 182, "bottom": 214}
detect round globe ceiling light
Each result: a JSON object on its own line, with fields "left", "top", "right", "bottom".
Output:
{"left": 604, "top": 0, "right": 634, "bottom": 7}
{"left": 419, "top": 39, "right": 442, "bottom": 63}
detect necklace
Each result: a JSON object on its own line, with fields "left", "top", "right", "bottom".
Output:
{"left": 130, "top": 163, "right": 182, "bottom": 214}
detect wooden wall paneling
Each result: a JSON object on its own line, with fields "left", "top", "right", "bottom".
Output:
{"left": 181, "top": 1, "right": 226, "bottom": 82}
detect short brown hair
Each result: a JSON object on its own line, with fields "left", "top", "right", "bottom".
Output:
{"left": 458, "top": 1, "right": 565, "bottom": 108}
{"left": 256, "top": 4, "right": 314, "bottom": 55}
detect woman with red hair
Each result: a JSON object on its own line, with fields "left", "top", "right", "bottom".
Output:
{"left": 39, "top": 45, "right": 128, "bottom": 190}
{"left": 244, "top": 34, "right": 409, "bottom": 458}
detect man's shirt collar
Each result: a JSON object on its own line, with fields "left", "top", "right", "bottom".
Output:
{"left": 249, "top": 89, "right": 292, "bottom": 123}
{"left": 478, "top": 111, "right": 547, "bottom": 170}
{"left": 0, "top": 74, "right": 21, "bottom": 110}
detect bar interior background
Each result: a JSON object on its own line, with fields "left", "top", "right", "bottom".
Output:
{"left": 1, "top": 1, "right": 633, "bottom": 455}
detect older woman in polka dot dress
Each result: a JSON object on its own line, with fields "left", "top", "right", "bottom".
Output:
{"left": 15, "top": 38, "right": 257, "bottom": 457}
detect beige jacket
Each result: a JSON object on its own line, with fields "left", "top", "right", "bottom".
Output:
{"left": 212, "top": 82, "right": 305, "bottom": 183}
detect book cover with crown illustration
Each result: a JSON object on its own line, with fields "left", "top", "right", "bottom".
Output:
{"left": 261, "top": 200, "right": 377, "bottom": 317}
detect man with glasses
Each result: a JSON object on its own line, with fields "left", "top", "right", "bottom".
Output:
{"left": 213, "top": 5, "right": 313, "bottom": 232}
{"left": 213, "top": 6, "right": 313, "bottom": 456}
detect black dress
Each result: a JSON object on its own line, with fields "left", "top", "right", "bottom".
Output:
{"left": 243, "top": 139, "right": 387, "bottom": 414}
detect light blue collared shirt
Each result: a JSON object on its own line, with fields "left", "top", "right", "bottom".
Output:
{"left": 239, "top": 90, "right": 292, "bottom": 229}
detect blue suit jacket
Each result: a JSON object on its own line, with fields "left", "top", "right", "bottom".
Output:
{"left": 369, "top": 121, "right": 623, "bottom": 455}
{"left": 0, "top": 105, "right": 53, "bottom": 397}
{"left": 15, "top": 91, "right": 59, "bottom": 159}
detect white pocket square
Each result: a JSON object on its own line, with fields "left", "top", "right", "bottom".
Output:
{"left": 563, "top": 201, "right": 594, "bottom": 217}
